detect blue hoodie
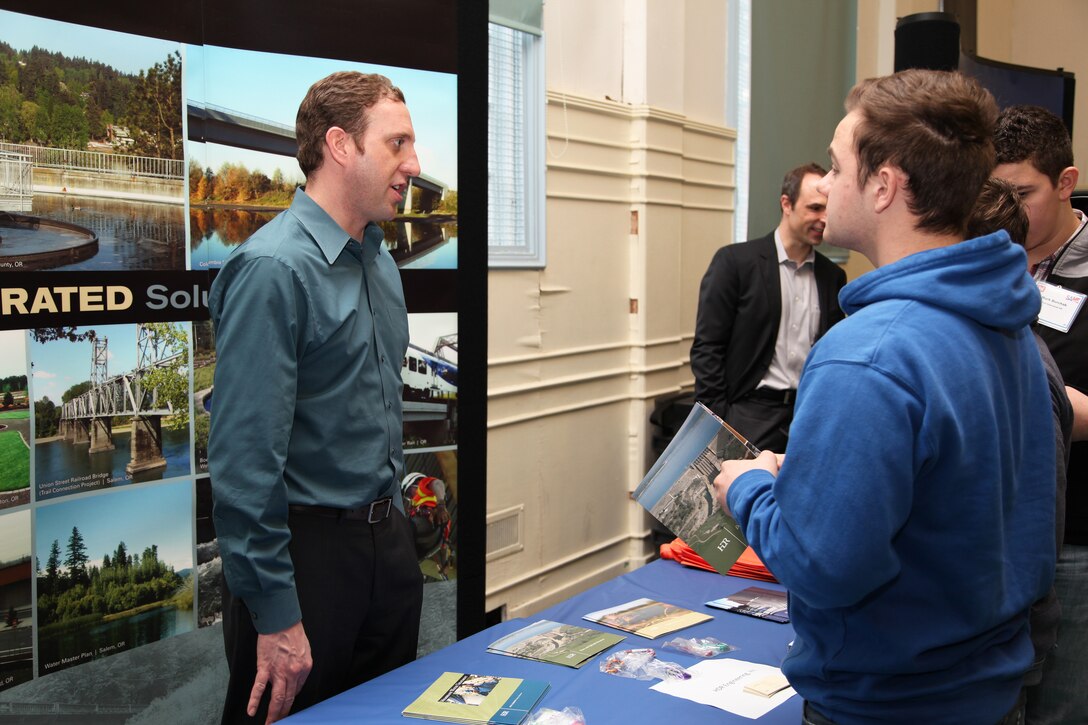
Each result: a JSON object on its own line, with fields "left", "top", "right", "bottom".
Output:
{"left": 727, "top": 232, "right": 1056, "bottom": 724}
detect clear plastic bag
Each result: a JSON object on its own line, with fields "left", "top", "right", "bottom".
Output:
{"left": 660, "top": 635, "right": 737, "bottom": 658}
{"left": 523, "top": 705, "right": 587, "bottom": 725}
{"left": 599, "top": 648, "right": 691, "bottom": 681}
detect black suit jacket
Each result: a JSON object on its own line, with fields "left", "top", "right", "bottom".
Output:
{"left": 690, "top": 233, "right": 848, "bottom": 420}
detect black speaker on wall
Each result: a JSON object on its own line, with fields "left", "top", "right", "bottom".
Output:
{"left": 895, "top": 12, "right": 961, "bottom": 72}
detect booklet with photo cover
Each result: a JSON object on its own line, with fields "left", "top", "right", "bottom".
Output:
{"left": 706, "top": 586, "right": 789, "bottom": 624}
{"left": 487, "top": 619, "right": 626, "bottom": 668}
{"left": 403, "top": 672, "right": 550, "bottom": 724}
{"left": 582, "top": 597, "right": 713, "bottom": 639}
{"left": 634, "top": 402, "right": 756, "bottom": 574}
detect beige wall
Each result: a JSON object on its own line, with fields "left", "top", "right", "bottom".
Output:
{"left": 858, "top": 0, "right": 1088, "bottom": 176}
{"left": 977, "top": 0, "right": 1088, "bottom": 173}
{"left": 485, "top": 0, "right": 734, "bottom": 619}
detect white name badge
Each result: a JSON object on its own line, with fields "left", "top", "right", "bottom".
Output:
{"left": 1037, "top": 281, "right": 1087, "bottom": 333}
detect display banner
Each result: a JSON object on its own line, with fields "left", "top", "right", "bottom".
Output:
{"left": 0, "top": 269, "right": 457, "bottom": 329}
{"left": 0, "top": 1, "right": 479, "bottom": 721}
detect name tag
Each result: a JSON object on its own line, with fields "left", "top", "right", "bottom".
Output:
{"left": 1037, "top": 281, "right": 1087, "bottom": 333}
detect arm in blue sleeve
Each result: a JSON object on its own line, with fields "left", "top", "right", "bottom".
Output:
{"left": 727, "top": 361, "right": 920, "bottom": 609}
{"left": 208, "top": 255, "right": 311, "bottom": 634}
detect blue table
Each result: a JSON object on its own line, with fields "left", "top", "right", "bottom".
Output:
{"left": 285, "top": 559, "right": 800, "bottom": 723}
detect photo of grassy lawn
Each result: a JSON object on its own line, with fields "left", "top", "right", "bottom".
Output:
{"left": 0, "top": 330, "right": 30, "bottom": 509}
{"left": 0, "top": 411, "right": 31, "bottom": 493}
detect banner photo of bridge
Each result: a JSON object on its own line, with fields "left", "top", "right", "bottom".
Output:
{"left": 0, "top": 11, "right": 187, "bottom": 273}
{"left": 31, "top": 322, "right": 193, "bottom": 500}
{"left": 185, "top": 44, "right": 458, "bottom": 271}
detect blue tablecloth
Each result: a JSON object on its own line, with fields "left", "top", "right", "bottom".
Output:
{"left": 285, "top": 559, "right": 801, "bottom": 723}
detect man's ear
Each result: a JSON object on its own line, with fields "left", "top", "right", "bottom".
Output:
{"left": 1057, "top": 166, "right": 1080, "bottom": 202}
{"left": 872, "top": 165, "right": 900, "bottom": 214}
{"left": 780, "top": 194, "right": 793, "bottom": 216}
{"left": 323, "top": 126, "right": 352, "bottom": 169}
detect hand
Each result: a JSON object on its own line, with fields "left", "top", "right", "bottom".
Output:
{"left": 250, "top": 620, "right": 313, "bottom": 724}
{"left": 713, "top": 450, "right": 780, "bottom": 516}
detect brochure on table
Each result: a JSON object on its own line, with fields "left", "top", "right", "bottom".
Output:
{"left": 487, "top": 620, "right": 625, "bottom": 668}
{"left": 402, "top": 672, "right": 549, "bottom": 725}
{"left": 582, "top": 597, "right": 713, "bottom": 639}
{"left": 651, "top": 658, "right": 797, "bottom": 719}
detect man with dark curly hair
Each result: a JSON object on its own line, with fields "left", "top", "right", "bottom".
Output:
{"left": 994, "top": 104, "right": 1088, "bottom": 725}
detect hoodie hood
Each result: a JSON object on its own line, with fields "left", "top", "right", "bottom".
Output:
{"left": 840, "top": 231, "right": 1041, "bottom": 331}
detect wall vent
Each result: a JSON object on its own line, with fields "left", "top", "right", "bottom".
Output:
{"left": 486, "top": 505, "right": 524, "bottom": 561}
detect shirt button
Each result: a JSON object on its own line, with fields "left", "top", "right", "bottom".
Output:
{"left": 390, "top": 448, "right": 396, "bottom": 456}
{"left": 380, "top": 355, "right": 386, "bottom": 363}
{"left": 386, "top": 401, "right": 392, "bottom": 409}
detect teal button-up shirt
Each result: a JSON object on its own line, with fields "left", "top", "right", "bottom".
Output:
{"left": 208, "top": 188, "right": 408, "bottom": 634}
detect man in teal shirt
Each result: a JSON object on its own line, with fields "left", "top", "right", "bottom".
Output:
{"left": 209, "top": 71, "right": 423, "bottom": 724}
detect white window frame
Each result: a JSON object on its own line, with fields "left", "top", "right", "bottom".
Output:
{"left": 488, "top": 22, "right": 546, "bottom": 268}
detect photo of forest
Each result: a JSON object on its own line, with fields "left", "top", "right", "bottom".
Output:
{"left": 0, "top": 42, "right": 180, "bottom": 159}
{"left": 0, "top": 10, "right": 186, "bottom": 271}
{"left": 34, "top": 480, "right": 194, "bottom": 676}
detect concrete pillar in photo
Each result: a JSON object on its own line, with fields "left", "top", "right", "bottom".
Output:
{"left": 71, "top": 418, "right": 90, "bottom": 444}
{"left": 87, "top": 417, "right": 115, "bottom": 454}
{"left": 126, "top": 415, "right": 166, "bottom": 476}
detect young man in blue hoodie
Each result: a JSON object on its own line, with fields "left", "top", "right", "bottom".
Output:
{"left": 713, "top": 70, "right": 1057, "bottom": 725}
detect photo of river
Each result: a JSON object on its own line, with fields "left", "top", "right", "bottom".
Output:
{"left": 188, "top": 207, "right": 275, "bottom": 269}
{"left": 35, "top": 426, "right": 192, "bottom": 500}
{"left": 189, "top": 207, "right": 457, "bottom": 269}
{"left": 38, "top": 604, "right": 193, "bottom": 677}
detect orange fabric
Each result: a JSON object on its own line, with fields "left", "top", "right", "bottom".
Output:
{"left": 658, "top": 538, "right": 778, "bottom": 583}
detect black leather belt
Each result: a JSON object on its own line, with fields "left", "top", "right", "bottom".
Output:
{"left": 747, "top": 387, "right": 797, "bottom": 405}
{"left": 288, "top": 498, "right": 393, "bottom": 524}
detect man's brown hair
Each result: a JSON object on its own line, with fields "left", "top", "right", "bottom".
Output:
{"left": 845, "top": 69, "right": 997, "bottom": 236}
{"left": 966, "top": 177, "right": 1029, "bottom": 245}
{"left": 781, "top": 163, "right": 828, "bottom": 206}
{"left": 994, "top": 105, "right": 1074, "bottom": 186}
{"left": 295, "top": 71, "right": 406, "bottom": 178}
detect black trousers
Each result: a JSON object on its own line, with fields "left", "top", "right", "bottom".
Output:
{"left": 221, "top": 506, "right": 424, "bottom": 723}
{"left": 724, "top": 397, "right": 794, "bottom": 453}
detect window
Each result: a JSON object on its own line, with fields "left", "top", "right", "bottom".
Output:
{"left": 488, "top": 22, "right": 546, "bottom": 268}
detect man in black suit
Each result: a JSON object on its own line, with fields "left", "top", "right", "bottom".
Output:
{"left": 691, "top": 163, "right": 847, "bottom": 451}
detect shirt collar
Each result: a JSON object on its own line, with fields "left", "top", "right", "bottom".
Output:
{"left": 289, "top": 187, "right": 386, "bottom": 265}
{"left": 773, "top": 229, "right": 815, "bottom": 267}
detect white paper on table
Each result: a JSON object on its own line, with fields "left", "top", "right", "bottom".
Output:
{"left": 650, "top": 658, "right": 797, "bottom": 719}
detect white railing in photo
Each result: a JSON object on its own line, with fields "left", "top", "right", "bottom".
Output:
{"left": 0, "top": 150, "right": 34, "bottom": 210}
{"left": 0, "top": 142, "right": 184, "bottom": 180}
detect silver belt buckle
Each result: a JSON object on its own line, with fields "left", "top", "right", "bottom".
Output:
{"left": 367, "top": 497, "right": 392, "bottom": 524}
